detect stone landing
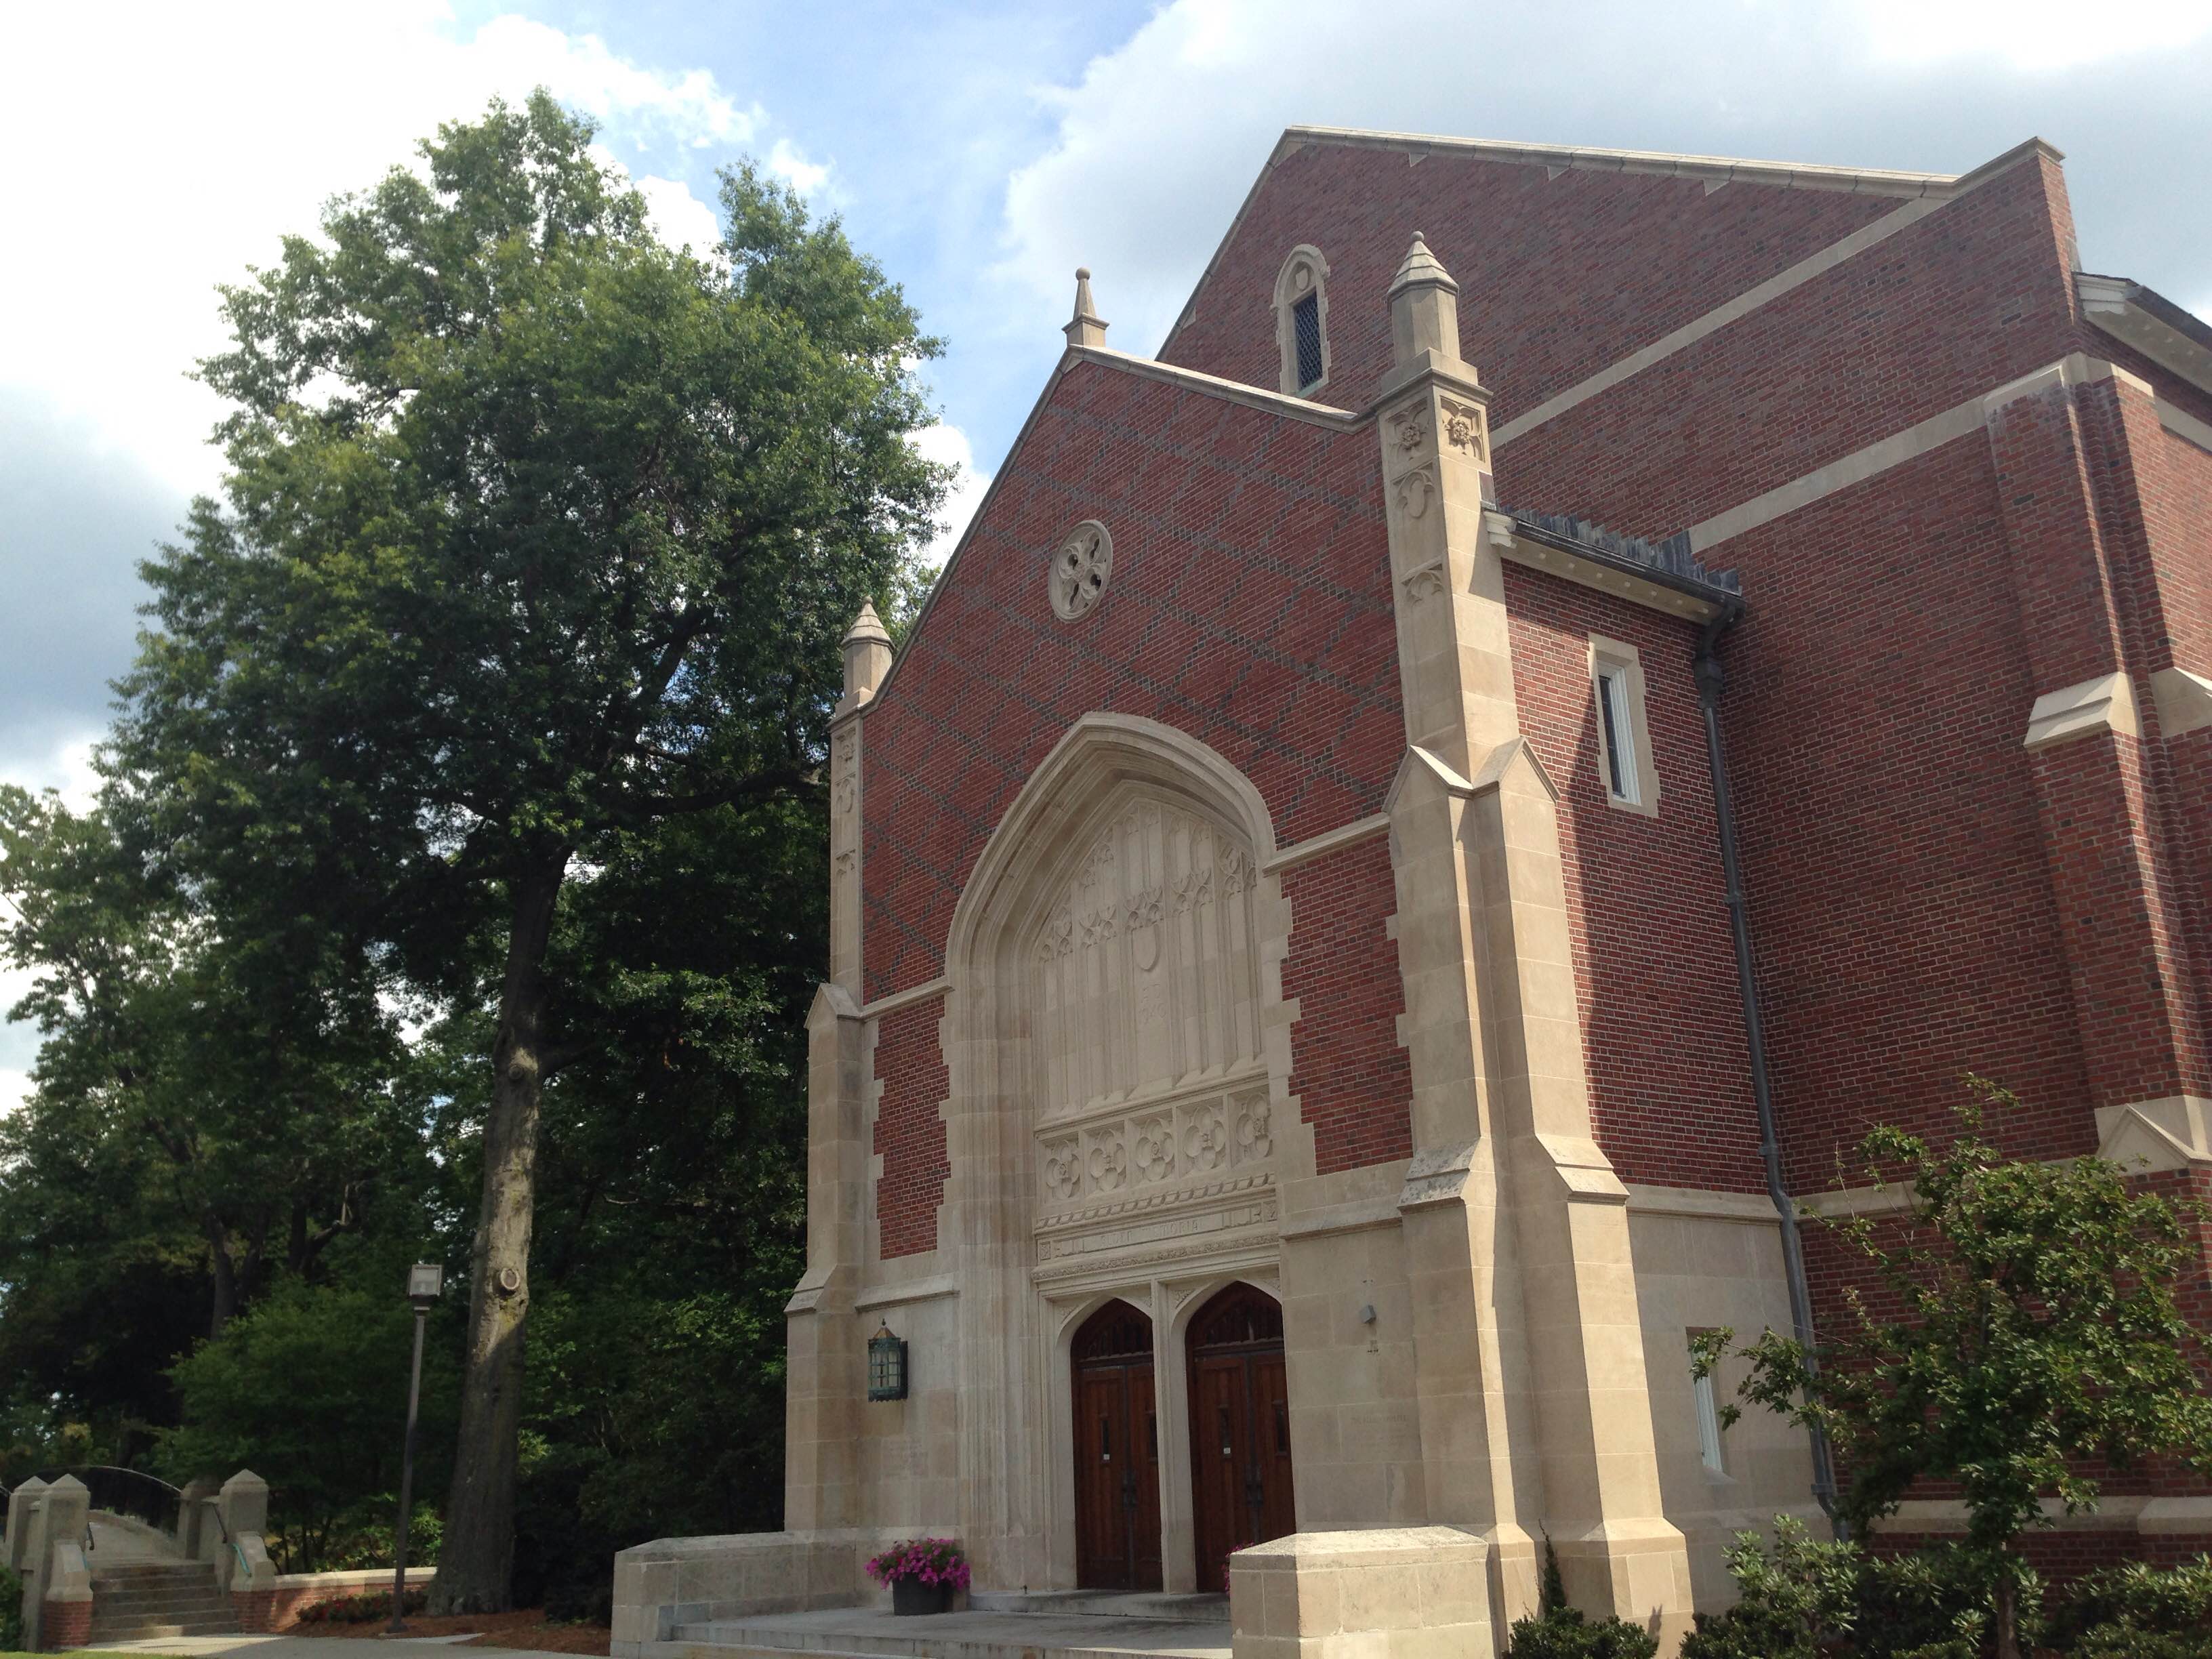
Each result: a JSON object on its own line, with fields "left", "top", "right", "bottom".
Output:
{"left": 669, "top": 1595, "right": 1231, "bottom": 1659}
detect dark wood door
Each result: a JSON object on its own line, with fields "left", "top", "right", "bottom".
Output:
{"left": 1071, "top": 1300, "right": 1163, "bottom": 1591}
{"left": 1187, "top": 1283, "right": 1296, "bottom": 1592}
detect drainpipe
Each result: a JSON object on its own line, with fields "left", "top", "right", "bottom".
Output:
{"left": 1694, "top": 611, "right": 1844, "bottom": 1538}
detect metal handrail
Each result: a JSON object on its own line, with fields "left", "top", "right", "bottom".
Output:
{"left": 30, "top": 1465, "right": 188, "bottom": 1547}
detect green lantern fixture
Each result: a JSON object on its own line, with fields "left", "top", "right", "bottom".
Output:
{"left": 867, "top": 1320, "right": 909, "bottom": 1401}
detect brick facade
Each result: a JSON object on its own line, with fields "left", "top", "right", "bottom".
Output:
{"left": 831, "top": 121, "right": 2209, "bottom": 1584}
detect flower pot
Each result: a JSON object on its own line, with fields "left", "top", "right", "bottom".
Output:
{"left": 890, "top": 1578, "right": 951, "bottom": 1616}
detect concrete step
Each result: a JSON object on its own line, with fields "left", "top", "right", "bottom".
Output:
{"left": 93, "top": 1593, "right": 231, "bottom": 1614}
{"left": 969, "top": 1593, "right": 1228, "bottom": 1624}
{"left": 671, "top": 1605, "right": 1231, "bottom": 1659}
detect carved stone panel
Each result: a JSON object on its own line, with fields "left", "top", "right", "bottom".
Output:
{"left": 1032, "top": 799, "right": 1263, "bottom": 1115}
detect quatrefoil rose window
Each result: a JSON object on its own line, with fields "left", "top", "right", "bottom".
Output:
{"left": 1048, "top": 520, "right": 1113, "bottom": 621}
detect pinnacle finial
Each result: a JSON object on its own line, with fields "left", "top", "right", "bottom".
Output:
{"left": 1389, "top": 232, "right": 1458, "bottom": 295}
{"left": 1065, "top": 267, "right": 1109, "bottom": 349}
{"left": 843, "top": 600, "right": 891, "bottom": 647}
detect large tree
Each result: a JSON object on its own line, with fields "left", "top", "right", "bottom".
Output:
{"left": 109, "top": 92, "right": 943, "bottom": 1610}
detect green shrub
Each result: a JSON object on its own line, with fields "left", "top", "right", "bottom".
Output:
{"left": 1680, "top": 1517, "right": 1859, "bottom": 1659}
{"left": 2048, "top": 1557, "right": 2212, "bottom": 1658}
{"left": 1856, "top": 1542, "right": 2042, "bottom": 1658}
{"left": 1504, "top": 1538, "right": 1660, "bottom": 1659}
{"left": 0, "top": 1559, "right": 23, "bottom": 1649}
{"left": 294, "top": 1587, "right": 426, "bottom": 1624}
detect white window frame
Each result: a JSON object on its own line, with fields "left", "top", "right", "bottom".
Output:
{"left": 1589, "top": 635, "right": 1660, "bottom": 817}
{"left": 1274, "top": 245, "right": 1332, "bottom": 397}
{"left": 1689, "top": 1328, "right": 1729, "bottom": 1479}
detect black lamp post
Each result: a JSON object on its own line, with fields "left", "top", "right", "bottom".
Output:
{"left": 388, "top": 1262, "right": 444, "bottom": 1633}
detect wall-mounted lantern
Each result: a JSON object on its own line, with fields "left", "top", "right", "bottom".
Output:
{"left": 867, "top": 1321, "right": 909, "bottom": 1401}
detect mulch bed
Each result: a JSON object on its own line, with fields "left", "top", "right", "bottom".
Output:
{"left": 283, "top": 1608, "right": 611, "bottom": 1654}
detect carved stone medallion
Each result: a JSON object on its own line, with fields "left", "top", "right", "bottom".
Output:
{"left": 1049, "top": 520, "right": 1114, "bottom": 621}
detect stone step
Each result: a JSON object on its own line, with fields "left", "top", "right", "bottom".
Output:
{"left": 672, "top": 1607, "right": 1231, "bottom": 1659}
{"left": 968, "top": 1593, "right": 1228, "bottom": 1624}
{"left": 93, "top": 1591, "right": 231, "bottom": 1612}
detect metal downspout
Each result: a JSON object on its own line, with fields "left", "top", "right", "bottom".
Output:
{"left": 1694, "top": 611, "right": 1844, "bottom": 1536}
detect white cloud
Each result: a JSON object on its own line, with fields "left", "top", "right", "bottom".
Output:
{"left": 634, "top": 173, "right": 726, "bottom": 253}
{"left": 1855, "top": 0, "right": 2212, "bottom": 70}
{"left": 913, "top": 424, "right": 991, "bottom": 570}
{"left": 0, "top": 1069, "right": 26, "bottom": 1122}
{"left": 769, "top": 138, "right": 834, "bottom": 198}
{"left": 6, "top": 734, "right": 104, "bottom": 815}
{"left": 0, "top": 2, "right": 756, "bottom": 499}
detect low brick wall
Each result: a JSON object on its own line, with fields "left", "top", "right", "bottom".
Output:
{"left": 266, "top": 1566, "right": 436, "bottom": 1630}
{"left": 42, "top": 1597, "right": 93, "bottom": 1651}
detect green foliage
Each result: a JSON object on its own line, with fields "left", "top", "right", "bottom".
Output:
{"left": 2048, "top": 1558, "right": 2212, "bottom": 1658}
{"left": 1856, "top": 1544, "right": 2041, "bottom": 1659}
{"left": 1678, "top": 1521, "right": 2043, "bottom": 1659}
{"left": 0, "top": 1561, "right": 22, "bottom": 1650}
{"left": 1679, "top": 1517, "right": 1859, "bottom": 1659}
{"left": 1504, "top": 1538, "right": 1660, "bottom": 1659}
{"left": 293, "top": 1589, "right": 426, "bottom": 1624}
{"left": 157, "top": 1280, "right": 459, "bottom": 1572}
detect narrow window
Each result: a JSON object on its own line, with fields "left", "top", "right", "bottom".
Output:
{"left": 1692, "top": 1361, "right": 1727, "bottom": 1475}
{"left": 1292, "top": 293, "right": 1324, "bottom": 391}
{"left": 1589, "top": 636, "right": 1660, "bottom": 816}
{"left": 1596, "top": 665, "right": 1637, "bottom": 804}
{"left": 1274, "top": 246, "right": 1331, "bottom": 396}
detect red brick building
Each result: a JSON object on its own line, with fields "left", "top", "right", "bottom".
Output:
{"left": 619, "top": 127, "right": 2212, "bottom": 1656}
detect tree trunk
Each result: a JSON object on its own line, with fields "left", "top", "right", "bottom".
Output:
{"left": 206, "top": 1215, "right": 239, "bottom": 1336}
{"left": 430, "top": 855, "right": 567, "bottom": 1615}
{"left": 1994, "top": 1566, "right": 2020, "bottom": 1659}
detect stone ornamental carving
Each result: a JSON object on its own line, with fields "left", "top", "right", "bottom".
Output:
{"left": 1086, "top": 1124, "right": 1128, "bottom": 1191}
{"left": 832, "top": 733, "right": 858, "bottom": 815}
{"left": 1181, "top": 1099, "right": 1228, "bottom": 1172}
{"left": 1132, "top": 1114, "right": 1176, "bottom": 1183}
{"left": 1042, "top": 1135, "right": 1082, "bottom": 1202}
{"left": 1032, "top": 798, "right": 1263, "bottom": 1113}
{"left": 1393, "top": 467, "right": 1436, "bottom": 523}
{"left": 1233, "top": 1090, "right": 1273, "bottom": 1164}
{"left": 1440, "top": 395, "right": 1486, "bottom": 462}
{"left": 1049, "top": 519, "right": 1114, "bottom": 621}
{"left": 1403, "top": 564, "right": 1448, "bottom": 604}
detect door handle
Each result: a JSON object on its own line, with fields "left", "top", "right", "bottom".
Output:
{"left": 1218, "top": 1405, "right": 1233, "bottom": 1459}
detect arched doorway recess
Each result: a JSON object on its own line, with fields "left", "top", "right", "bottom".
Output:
{"left": 1187, "top": 1282, "right": 1294, "bottom": 1591}
{"left": 1071, "top": 1299, "right": 1163, "bottom": 1590}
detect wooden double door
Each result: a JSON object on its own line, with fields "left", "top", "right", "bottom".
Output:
{"left": 1071, "top": 1300, "right": 1164, "bottom": 1591}
{"left": 1070, "top": 1284, "right": 1296, "bottom": 1593}
{"left": 1186, "top": 1283, "right": 1296, "bottom": 1592}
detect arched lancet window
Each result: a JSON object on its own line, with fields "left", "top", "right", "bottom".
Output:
{"left": 1273, "top": 245, "right": 1330, "bottom": 397}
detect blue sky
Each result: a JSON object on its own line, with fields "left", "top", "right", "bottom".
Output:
{"left": 2, "top": 0, "right": 2209, "bottom": 1105}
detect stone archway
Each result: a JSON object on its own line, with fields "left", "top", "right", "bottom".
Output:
{"left": 936, "top": 714, "right": 1295, "bottom": 1594}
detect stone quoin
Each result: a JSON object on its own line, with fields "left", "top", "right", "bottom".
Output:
{"left": 612, "top": 125, "right": 2212, "bottom": 1657}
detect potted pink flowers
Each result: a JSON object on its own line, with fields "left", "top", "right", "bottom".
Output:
{"left": 865, "top": 1537, "right": 971, "bottom": 1616}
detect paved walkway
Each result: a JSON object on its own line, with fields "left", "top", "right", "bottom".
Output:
{"left": 89, "top": 1636, "right": 581, "bottom": 1659}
